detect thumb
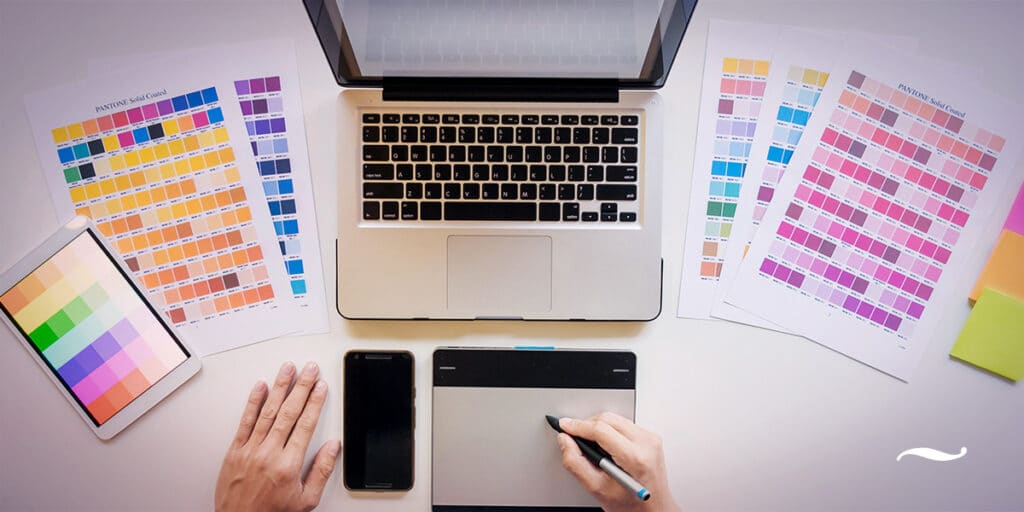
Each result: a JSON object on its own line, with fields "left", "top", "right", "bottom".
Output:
{"left": 302, "top": 440, "right": 341, "bottom": 508}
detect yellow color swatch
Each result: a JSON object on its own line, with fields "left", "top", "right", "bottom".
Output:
{"left": 970, "top": 230, "right": 1024, "bottom": 303}
{"left": 52, "top": 127, "right": 70, "bottom": 144}
{"left": 753, "top": 60, "right": 770, "bottom": 77}
{"left": 67, "top": 123, "right": 84, "bottom": 140}
{"left": 722, "top": 58, "right": 739, "bottom": 73}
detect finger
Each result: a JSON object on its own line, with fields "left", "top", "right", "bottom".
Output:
{"left": 251, "top": 362, "right": 296, "bottom": 443}
{"left": 233, "top": 380, "right": 268, "bottom": 447}
{"left": 302, "top": 440, "right": 342, "bottom": 509}
{"left": 591, "top": 411, "right": 644, "bottom": 441}
{"left": 268, "top": 361, "right": 320, "bottom": 446}
{"left": 559, "top": 417, "right": 634, "bottom": 462}
{"left": 286, "top": 379, "right": 328, "bottom": 458}
{"left": 557, "top": 433, "right": 608, "bottom": 494}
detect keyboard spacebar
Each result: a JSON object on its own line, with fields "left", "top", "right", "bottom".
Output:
{"left": 444, "top": 202, "right": 537, "bottom": 221}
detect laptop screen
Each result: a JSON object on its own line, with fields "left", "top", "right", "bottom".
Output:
{"left": 303, "top": 0, "right": 698, "bottom": 87}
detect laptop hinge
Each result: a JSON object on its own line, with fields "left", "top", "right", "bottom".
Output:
{"left": 382, "top": 77, "right": 619, "bottom": 103}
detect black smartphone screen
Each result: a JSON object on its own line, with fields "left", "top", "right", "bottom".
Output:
{"left": 343, "top": 351, "right": 414, "bottom": 490}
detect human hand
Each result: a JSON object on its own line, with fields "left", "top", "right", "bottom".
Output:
{"left": 557, "top": 413, "right": 680, "bottom": 512}
{"left": 215, "top": 361, "right": 341, "bottom": 512}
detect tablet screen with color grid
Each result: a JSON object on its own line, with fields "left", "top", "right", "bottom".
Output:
{"left": 0, "top": 231, "right": 189, "bottom": 425}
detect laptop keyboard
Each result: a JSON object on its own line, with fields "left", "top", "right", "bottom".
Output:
{"left": 360, "top": 112, "right": 641, "bottom": 223}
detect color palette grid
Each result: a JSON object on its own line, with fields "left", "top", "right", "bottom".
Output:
{"left": 50, "top": 86, "right": 279, "bottom": 325}
{"left": 700, "top": 57, "right": 770, "bottom": 278}
{"left": 236, "top": 76, "right": 308, "bottom": 297}
{"left": 0, "top": 233, "right": 186, "bottom": 424}
{"left": 750, "top": 66, "right": 828, "bottom": 229}
{"left": 756, "top": 70, "right": 1002, "bottom": 339}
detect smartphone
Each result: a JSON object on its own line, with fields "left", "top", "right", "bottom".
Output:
{"left": 343, "top": 350, "right": 415, "bottom": 491}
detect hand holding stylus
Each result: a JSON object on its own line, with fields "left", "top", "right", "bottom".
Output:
{"left": 554, "top": 413, "right": 681, "bottom": 512}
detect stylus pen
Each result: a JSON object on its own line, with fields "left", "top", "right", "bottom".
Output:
{"left": 545, "top": 415, "right": 651, "bottom": 501}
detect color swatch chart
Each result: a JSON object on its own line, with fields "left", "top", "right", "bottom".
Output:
{"left": 235, "top": 76, "right": 308, "bottom": 297}
{"left": 49, "top": 87, "right": 280, "bottom": 325}
{"left": 699, "top": 57, "right": 770, "bottom": 278}
{"left": 748, "top": 66, "right": 827, "bottom": 230}
{"left": 0, "top": 233, "right": 187, "bottom": 424}
{"left": 754, "top": 70, "right": 1002, "bottom": 339}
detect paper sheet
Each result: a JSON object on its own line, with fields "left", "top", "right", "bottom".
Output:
{"left": 677, "top": 20, "right": 780, "bottom": 319}
{"left": 1003, "top": 182, "right": 1024, "bottom": 234}
{"left": 969, "top": 230, "right": 1024, "bottom": 303}
{"left": 89, "top": 40, "right": 330, "bottom": 337}
{"left": 950, "top": 289, "right": 1024, "bottom": 381}
{"left": 25, "top": 56, "right": 302, "bottom": 356}
{"left": 711, "top": 29, "right": 846, "bottom": 330}
{"left": 724, "top": 39, "right": 1023, "bottom": 380}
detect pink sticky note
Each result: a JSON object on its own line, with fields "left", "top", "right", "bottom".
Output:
{"left": 1004, "top": 184, "right": 1024, "bottom": 235}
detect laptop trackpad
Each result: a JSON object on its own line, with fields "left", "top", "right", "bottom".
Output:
{"left": 447, "top": 236, "right": 552, "bottom": 315}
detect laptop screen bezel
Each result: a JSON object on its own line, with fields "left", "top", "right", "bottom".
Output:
{"left": 300, "top": 0, "right": 699, "bottom": 89}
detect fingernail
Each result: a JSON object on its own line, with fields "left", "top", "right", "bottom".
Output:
{"left": 252, "top": 380, "right": 266, "bottom": 393}
{"left": 303, "top": 361, "right": 318, "bottom": 376}
{"left": 559, "top": 417, "right": 573, "bottom": 429}
{"left": 280, "top": 362, "right": 295, "bottom": 377}
{"left": 314, "top": 380, "right": 327, "bottom": 393}
{"left": 328, "top": 440, "right": 341, "bottom": 456}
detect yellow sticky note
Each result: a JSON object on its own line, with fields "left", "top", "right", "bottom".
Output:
{"left": 951, "top": 289, "right": 1024, "bottom": 381}
{"left": 970, "top": 230, "right": 1024, "bottom": 303}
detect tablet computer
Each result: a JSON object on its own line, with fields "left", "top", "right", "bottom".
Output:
{"left": 0, "top": 217, "right": 200, "bottom": 439}
{"left": 432, "top": 347, "right": 636, "bottom": 511}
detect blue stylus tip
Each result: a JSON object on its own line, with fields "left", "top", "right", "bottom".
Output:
{"left": 638, "top": 488, "right": 650, "bottom": 501}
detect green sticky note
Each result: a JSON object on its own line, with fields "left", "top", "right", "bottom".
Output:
{"left": 950, "top": 289, "right": 1024, "bottom": 381}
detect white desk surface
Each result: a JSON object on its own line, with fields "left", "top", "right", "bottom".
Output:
{"left": 1, "top": 1, "right": 1022, "bottom": 510}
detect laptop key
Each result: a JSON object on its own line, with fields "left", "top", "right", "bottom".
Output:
{"left": 477, "top": 127, "right": 495, "bottom": 143}
{"left": 554, "top": 127, "right": 571, "bottom": 143}
{"left": 558, "top": 184, "right": 575, "bottom": 200}
{"left": 463, "top": 183, "right": 480, "bottom": 199}
{"left": 390, "top": 145, "right": 409, "bottom": 161}
{"left": 506, "top": 146, "right": 524, "bottom": 162}
{"left": 535, "top": 127, "right": 552, "bottom": 143}
{"left": 501, "top": 183, "right": 518, "bottom": 200}
{"left": 420, "top": 202, "right": 442, "bottom": 220}
{"left": 422, "top": 114, "right": 440, "bottom": 124}
{"left": 549, "top": 165, "right": 566, "bottom": 181}
{"left": 621, "top": 115, "right": 639, "bottom": 126}
{"left": 382, "top": 126, "right": 399, "bottom": 142}
{"left": 405, "top": 183, "right": 422, "bottom": 199}
{"left": 363, "top": 126, "right": 380, "bottom": 142}
{"left": 415, "top": 164, "right": 432, "bottom": 180}
{"left": 582, "top": 115, "right": 599, "bottom": 125}
{"left": 583, "top": 147, "right": 600, "bottom": 163}
{"left": 363, "top": 164, "right": 393, "bottom": 180}
{"left": 563, "top": 202, "right": 580, "bottom": 221}
{"left": 434, "top": 164, "right": 452, "bottom": 180}
{"left": 522, "top": 115, "right": 539, "bottom": 125}
{"left": 383, "top": 114, "right": 400, "bottom": 124}
{"left": 606, "top": 166, "right": 638, "bottom": 182}
{"left": 582, "top": 212, "right": 599, "bottom": 222}
{"left": 402, "top": 114, "right": 420, "bottom": 124}
{"left": 382, "top": 201, "right": 399, "bottom": 220}
{"left": 454, "top": 165, "right": 471, "bottom": 180}
{"left": 539, "top": 202, "right": 560, "bottom": 221}
{"left": 445, "top": 202, "right": 536, "bottom": 221}
{"left": 501, "top": 114, "right": 519, "bottom": 125}
{"left": 577, "top": 184, "right": 595, "bottom": 201}
{"left": 363, "top": 201, "right": 380, "bottom": 220}
{"left": 601, "top": 147, "right": 619, "bottom": 163}
{"left": 511, "top": 165, "right": 528, "bottom": 181}
{"left": 482, "top": 115, "right": 500, "bottom": 124}
{"left": 401, "top": 125, "right": 417, "bottom": 144}
{"left": 425, "top": 183, "right": 442, "bottom": 199}
{"left": 601, "top": 212, "right": 617, "bottom": 222}
{"left": 442, "top": 114, "right": 460, "bottom": 124}
{"left": 621, "top": 147, "right": 638, "bottom": 163}
{"left": 472, "top": 165, "right": 489, "bottom": 181}
{"left": 544, "top": 146, "right": 561, "bottom": 163}
{"left": 420, "top": 126, "right": 437, "bottom": 143}
{"left": 410, "top": 145, "right": 428, "bottom": 162}
{"left": 539, "top": 184, "right": 556, "bottom": 200}
{"left": 525, "top": 146, "right": 543, "bottom": 162}
{"left": 401, "top": 201, "right": 418, "bottom": 220}
{"left": 572, "top": 128, "right": 590, "bottom": 144}
{"left": 362, "top": 113, "right": 380, "bottom": 123}
{"left": 461, "top": 114, "right": 479, "bottom": 124}
{"left": 491, "top": 164, "right": 509, "bottom": 181}
{"left": 439, "top": 126, "right": 456, "bottom": 143}
{"left": 363, "top": 145, "right": 389, "bottom": 161}
{"left": 612, "top": 128, "right": 639, "bottom": 144}
{"left": 429, "top": 145, "right": 447, "bottom": 162}
{"left": 601, "top": 203, "right": 618, "bottom": 213}
{"left": 444, "top": 183, "right": 461, "bottom": 199}
{"left": 601, "top": 115, "right": 619, "bottom": 125}
{"left": 592, "top": 127, "right": 610, "bottom": 144}
{"left": 458, "top": 127, "right": 475, "bottom": 143}
{"left": 563, "top": 146, "right": 581, "bottom": 163}
{"left": 597, "top": 184, "right": 637, "bottom": 200}
{"left": 586, "top": 165, "right": 604, "bottom": 182}
{"left": 516, "top": 127, "right": 533, "bottom": 143}
{"left": 568, "top": 165, "right": 586, "bottom": 182}
{"left": 482, "top": 183, "right": 499, "bottom": 199}
{"left": 620, "top": 212, "right": 637, "bottom": 222}
{"left": 520, "top": 184, "right": 537, "bottom": 200}
{"left": 396, "top": 164, "right": 414, "bottom": 180}
{"left": 529, "top": 165, "right": 546, "bottom": 181}
{"left": 448, "top": 146, "right": 466, "bottom": 162}
{"left": 541, "top": 115, "right": 559, "bottom": 125}
{"left": 560, "top": 115, "right": 579, "bottom": 125}
{"left": 364, "top": 183, "right": 404, "bottom": 199}
{"left": 468, "top": 146, "right": 486, "bottom": 162}
{"left": 487, "top": 146, "right": 504, "bottom": 162}
{"left": 496, "top": 127, "right": 514, "bottom": 143}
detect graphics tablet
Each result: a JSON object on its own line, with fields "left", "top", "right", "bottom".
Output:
{"left": 432, "top": 347, "right": 636, "bottom": 511}
{"left": 0, "top": 217, "right": 200, "bottom": 439}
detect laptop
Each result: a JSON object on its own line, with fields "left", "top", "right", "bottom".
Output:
{"left": 302, "top": 0, "right": 699, "bottom": 320}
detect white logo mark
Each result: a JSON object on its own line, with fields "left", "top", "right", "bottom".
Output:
{"left": 896, "top": 446, "right": 967, "bottom": 462}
